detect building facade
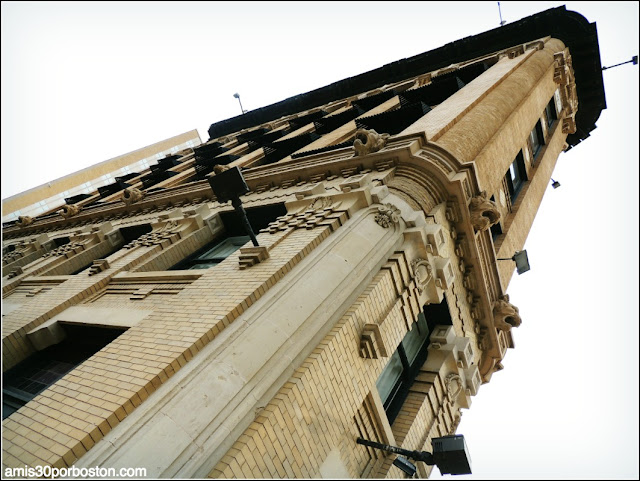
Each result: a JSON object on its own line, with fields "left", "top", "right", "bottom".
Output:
{"left": 2, "top": 130, "right": 202, "bottom": 224}
{"left": 2, "top": 7, "right": 604, "bottom": 478}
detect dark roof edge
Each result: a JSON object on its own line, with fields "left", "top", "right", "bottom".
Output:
{"left": 207, "top": 6, "right": 605, "bottom": 149}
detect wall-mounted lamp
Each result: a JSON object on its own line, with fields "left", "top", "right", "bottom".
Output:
{"left": 498, "top": 249, "right": 530, "bottom": 275}
{"left": 551, "top": 178, "right": 561, "bottom": 189}
{"left": 357, "top": 435, "right": 472, "bottom": 475}
{"left": 233, "top": 92, "right": 246, "bottom": 114}
{"left": 207, "top": 166, "right": 259, "bottom": 246}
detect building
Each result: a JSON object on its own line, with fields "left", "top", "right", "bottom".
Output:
{"left": 2, "top": 130, "right": 202, "bottom": 225}
{"left": 2, "top": 6, "right": 605, "bottom": 478}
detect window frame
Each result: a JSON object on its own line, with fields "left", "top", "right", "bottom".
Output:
{"left": 376, "top": 314, "right": 431, "bottom": 424}
{"left": 505, "top": 150, "right": 528, "bottom": 203}
{"left": 170, "top": 235, "right": 249, "bottom": 270}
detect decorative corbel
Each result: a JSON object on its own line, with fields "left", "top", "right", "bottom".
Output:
{"left": 58, "top": 204, "right": 82, "bottom": 219}
{"left": 492, "top": 294, "right": 522, "bottom": 332}
{"left": 353, "top": 128, "right": 390, "bottom": 157}
{"left": 122, "top": 187, "right": 145, "bottom": 205}
{"left": 468, "top": 191, "right": 500, "bottom": 232}
{"left": 16, "top": 216, "right": 34, "bottom": 227}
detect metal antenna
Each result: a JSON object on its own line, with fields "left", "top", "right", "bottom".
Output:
{"left": 498, "top": 2, "right": 506, "bottom": 26}
{"left": 602, "top": 55, "right": 638, "bottom": 71}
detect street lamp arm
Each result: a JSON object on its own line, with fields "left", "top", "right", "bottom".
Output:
{"left": 356, "top": 438, "right": 434, "bottom": 465}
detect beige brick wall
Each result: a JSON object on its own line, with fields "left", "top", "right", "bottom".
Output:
{"left": 2, "top": 215, "right": 333, "bottom": 470}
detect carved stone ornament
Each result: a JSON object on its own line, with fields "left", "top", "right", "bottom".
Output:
{"left": 213, "top": 164, "right": 230, "bottom": 175}
{"left": 58, "top": 204, "right": 82, "bottom": 219}
{"left": 493, "top": 294, "right": 522, "bottom": 331}
{"left": 450, "top": 411, "right": 462, "bottom": 435}
{"left": 16, "top": 216, "right": 34, "bottom": 227}
{"left": 353, "top": 128, "right": 390, "bottom": 157}
{"left": 445, "top": 373, "right": 463, "bottom": 400}
{"left": 374, "top": 203, "right": 401, "bottom": 228}
{"left": 469, "top": 191, "right": 500, "bottom": 232}
{"left": 410, "top": 258, "right": 433, "bottom": 293}
{"left": 122, "top": 187, "right": 145, "bottom": 205}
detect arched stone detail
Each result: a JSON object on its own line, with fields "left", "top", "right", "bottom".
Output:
{"left": 386, "top": 164, "right": 448, "bottom": 215}
{"left": 492, "top": 294, "right": 522, "bottom": 332}
{"left": 469, "top": 191, "right": 500, "bottom": 232}
{"left": 353, "top": 128, "right": 390, "bottom": 157}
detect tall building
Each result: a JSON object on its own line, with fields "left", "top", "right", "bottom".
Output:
{"left": 2, "top": 6, "right": 604, "bottom": 478}
{"left": 2, "top": 130, "right": 202, "bottom": 225}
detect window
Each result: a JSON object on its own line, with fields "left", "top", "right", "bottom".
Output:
{"left": 489, "top": 195, "right": 503, "bottom": 241}
{"left": 545, "top": 97, "right": 558, "bottom": 127}
{"left": 375, "top": 297, "right": 453, "bottom": 425}
{"left": 529, "top": 120, "right": 545, "bottom": 163}
{"left": 2, "top": 324, "right": 126, "bottom": 419}
{"left": 505, "top": 150, "right": 527, "bottom": 203}
{"left": 171, "top": 235, "right": 249, "bottom": 270}
{"left": 376, "top": 313, "right": 431, "bottom": 424}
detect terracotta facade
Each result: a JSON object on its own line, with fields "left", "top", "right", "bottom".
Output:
{"left": 2, "top": 7, "right": 604, "bottom": 478}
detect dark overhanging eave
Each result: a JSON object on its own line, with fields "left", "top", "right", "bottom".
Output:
{"left": 207, "top": 5, "right": 606, "bottom": 149}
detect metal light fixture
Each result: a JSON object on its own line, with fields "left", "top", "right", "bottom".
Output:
{"left": 393, "top": 456, "right": 417, "bottom": 477}
{"left": 233, "top": 92, "right": 246, "bottom": 114}
{"left": 551, "top": 178, "right": 561, "bottom": 189}
{"left": 357, "top": 434, "right": 472, "bottom": 476}
{"left": 207, "top": 166, "right": 259, "bottom": 246}
{"left": 602, "top": 55, "right": 638, "bottom": 71}
{"left": 498, "top": 249, "right": 530, "bottom": 275}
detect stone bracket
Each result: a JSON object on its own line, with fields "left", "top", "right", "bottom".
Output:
{"left": 238, "top": 246, "right": 270, "bottom": 270}
{"left": 359, "top": 323, "right": 388, "bottom": 359}
{"left": 88, "top": 259, "right": 110, "bottom": 276}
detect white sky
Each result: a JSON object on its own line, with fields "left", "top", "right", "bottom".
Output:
{"left": 1, "top": 1, "right": 638, "bottom": 479}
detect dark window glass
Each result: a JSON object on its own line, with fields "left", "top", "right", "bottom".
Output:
{"left": 489, "top": 195, "right": 503, "bottom": 241}
{"left": 3, "top": 325, "right": 126, "bottom": 419}
{"left": 529, "top": 120, "right": 545, "bottom": 163}
{"left": 171, "top": 235, "right": 249, "bottom": 270}
{"left": 545, "top": 97, "right": 558, "bottom": 127}
{"left": 376, "top": 313, "right": 431, "bottom": 424}
{"left": 505, "top": 151, "right": 527, "bottom": 202}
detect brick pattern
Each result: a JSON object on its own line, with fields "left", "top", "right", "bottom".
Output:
{"left": 2, "top": 220, "right": 334, "bottom": 470}
{"left": 208, "top": 246, "right": 465, "bottom": 478}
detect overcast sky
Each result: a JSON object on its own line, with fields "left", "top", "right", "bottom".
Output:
{"left": 1, "top": 2, "right": 638, "bottom": 479}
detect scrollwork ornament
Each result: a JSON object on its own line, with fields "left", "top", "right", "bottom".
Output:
{"left": 374, "top": 203, "right": 401, "bottom": 228}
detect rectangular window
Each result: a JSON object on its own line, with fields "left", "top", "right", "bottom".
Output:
{"left": 2, "top": 325, "right": 126, "bottom": 419}
{"left": 170, "top": 235, "right": 249, "bottom": 270}
{"left": 529, "top": 120, "right": 545, "bottom": 163}
{"left": 376, "top": 313, "right": 431, "bottom": 424}
{"left": 505, "top": 150, "right": 527, "bottom": 203}
{"left": 545, "top": 97, "right": 558, "bottom": 127}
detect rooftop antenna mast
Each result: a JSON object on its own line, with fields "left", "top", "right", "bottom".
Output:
{"left": 498, "top": 2, "right": 506, "bottom": 26}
